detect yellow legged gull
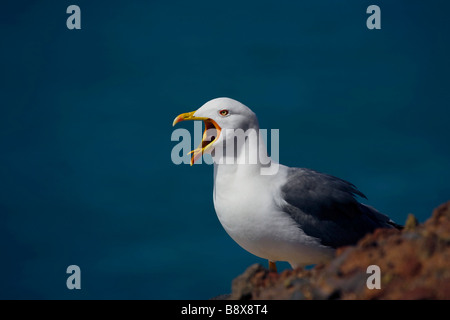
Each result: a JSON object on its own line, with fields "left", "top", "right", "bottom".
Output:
{"left": 173, "top": 97, "right": 400, "bottom": 272}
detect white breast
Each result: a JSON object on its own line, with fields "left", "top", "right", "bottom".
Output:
{"left": 212, "top": 164, "right": 334, "bottom": 267}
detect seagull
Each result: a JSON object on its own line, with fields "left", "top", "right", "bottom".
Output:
{"left": 173, "top": 97, "right": 400, "bottom": 272}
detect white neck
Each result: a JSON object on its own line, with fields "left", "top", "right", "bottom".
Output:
{"left": 212, "top": 128, "right": 281, "bottom": 196}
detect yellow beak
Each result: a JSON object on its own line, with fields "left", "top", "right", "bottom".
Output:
{"left": 173, "top": 111, "right": 222, "bottom": 165}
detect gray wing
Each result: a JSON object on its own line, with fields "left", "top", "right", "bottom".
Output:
{"left": 280, "top": 168, "right": 399, "bottom": 248}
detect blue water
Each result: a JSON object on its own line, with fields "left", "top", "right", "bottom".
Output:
{"left": 0, "top": 1, "right": 449, "bottom": 299}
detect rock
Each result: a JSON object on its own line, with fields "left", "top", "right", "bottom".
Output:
{"left": 230, "top": 264, "right": 266, "bottom": 300}
{"left": 227, "top": 201, "right": 450, "bottom": 300}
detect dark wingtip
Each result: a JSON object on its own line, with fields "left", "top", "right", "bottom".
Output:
{"left": 388, "top": 220, "right": 404, "bottom": 230}
{"left": 352, "top": 187, "right": 368, "bottom": 200}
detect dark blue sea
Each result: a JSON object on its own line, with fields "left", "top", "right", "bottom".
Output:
{"left": 1, "top": 1, "right": 449, "bottom": 299}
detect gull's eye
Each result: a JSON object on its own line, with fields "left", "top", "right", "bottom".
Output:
{"left": 219, "top": 109, "right": 229, "bottom": 117}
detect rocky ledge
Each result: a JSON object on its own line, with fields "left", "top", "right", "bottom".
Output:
{"left": 228, "top": 201, "right": 450, "bottom": 300}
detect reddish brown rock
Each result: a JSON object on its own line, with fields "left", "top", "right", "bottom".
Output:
{"left": 227, "top": 201, "right": 450, "bottom": 300}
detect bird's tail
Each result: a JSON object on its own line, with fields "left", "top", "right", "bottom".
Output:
{"left": 359, "top": 203, "right": 403, "bottom": 230}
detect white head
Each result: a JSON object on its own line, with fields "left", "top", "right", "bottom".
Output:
{"left": 173, "top": 97, "right": 260, "bottom": 165}
{"left": 194, "top": 97, "right": 259, "bottom": 132}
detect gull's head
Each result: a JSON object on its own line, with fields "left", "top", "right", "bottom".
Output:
{"left": 173, "top": 97, "right": 258, "bottom": 165}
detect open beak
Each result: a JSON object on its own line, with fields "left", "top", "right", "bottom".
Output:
{"left": 173, "top": 111, "right": 222, "bottom": 165}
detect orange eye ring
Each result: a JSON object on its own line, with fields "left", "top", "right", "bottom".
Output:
{"left": 219, "top": 109, "right": 229, "bottom": 116}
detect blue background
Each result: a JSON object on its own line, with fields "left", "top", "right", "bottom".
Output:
{"left": 0, "top": 0, "right": 449, "bottom": 299}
